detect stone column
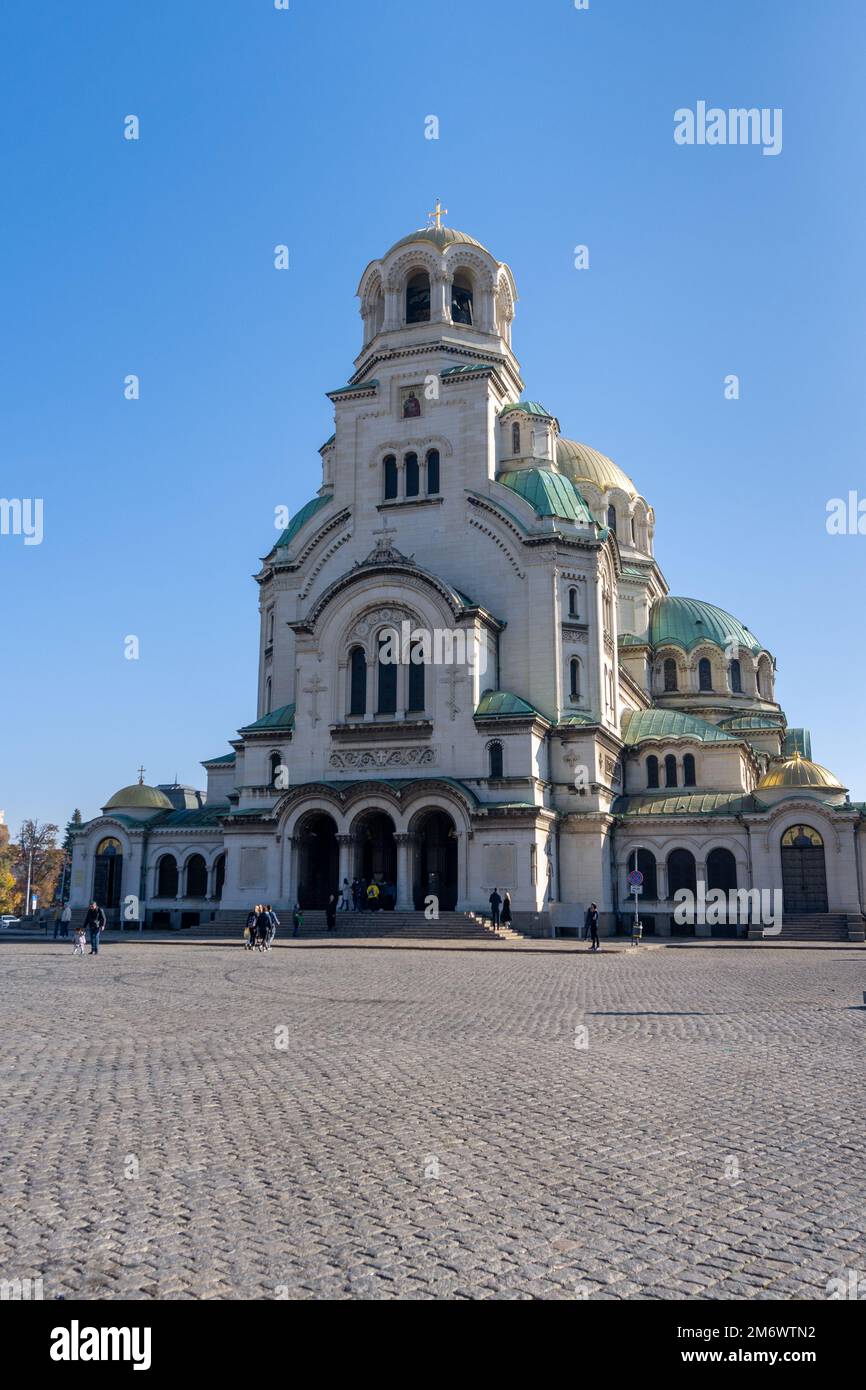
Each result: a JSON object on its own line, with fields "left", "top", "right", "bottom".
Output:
{"left": 394, "top": 834, "right": 414, "bottom": 911}
{"left": 337, "top": 835, "right": 354, "bottom": 895}
{"left": 431, "top": 272, "right": 449, "bottom": 324}
{"left": 383, "top": 286, "right": 400, "bottom": 330}
{"left": 288, "top": 836, "right": 301, "bottom": 907}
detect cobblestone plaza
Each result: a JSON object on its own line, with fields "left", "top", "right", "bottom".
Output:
{"left": 1, "top": 942, "right": 864, "bottom": 1300}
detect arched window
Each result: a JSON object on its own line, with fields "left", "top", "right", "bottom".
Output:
{"left": 93, "top": 837, "right": 123, "bottom": 910}
{"left": 630, "top": 515, "right": 636, "bottom": 543}
{"left": 568, "top": 587, "right": 578, "bottom": 618}
{"left": 349, "top": 646, "right": 367, "bottom": 717}
{"left": 665, "top": 754, "right": 678, "bottom": 787}
{"left": 377, "top": 634, "right": 397, "bottom": 714}
{"left": 729, "top": 659, "right": 742, "bottom": 693}
{"left": 663, "top": 658, "right": 678, "bottom": 692}
{"left": 405, "top": 451, "right": 419, "bottom": 498}
{"left": 186, "top": 854, "right": 207, "bottom": 898}
{"left": 488, "top": 742, "right": 504, "bottom": 779}
{"left": 157, "top": 854, "right": 178, "bottom": 898}
{"left": 667, "top": 848, "right": 697, "bottom": 898}
{"left": 383, "top": 454, "right": 398, "bottom": 500}
{"left": 698, "top": 657, "right": 712, "bottom": 691}
{"left": 408, "top": 638, "right": 425, "bottom": 712}
{"left": 267, "top": 610, "right": 274, "bottom": 644}
{"left": 269, "top": 751, "right": 282, "bottom": 787}
{"left": 451, "top": 271, "right": 473, "bottom": 325}
{"left": 631, "top": 847, "right": 658, "bottom": 899}
{"left": 426, "top": 449, "right": 440, "bottom": 495}
{"left": 756, "top": 667, "right": 763, "bottom": 696}
{"left": 606, "top": 504, "right": 617, "bottom": 534}
{"left": 647, "top": 755, "right": 659, "bottom": 788}
{"left": 683, "top": 753, "right": 696, "bottom": 787}
{"left": 512, "top": 421, "right": 520, "bottom": 455}
{"left": 569, "top": 657, "right": 580, "bottom": 701}
{"left": 706, "top": 847, "right": 737, "bottom": 893}
{"left": 214, "top": 852, "right": 226, "bottom": 900}
{"left": 406, "top": 271, "right": 431, "bottom": 324}
{"left": 265, "top": 677, "right": 272, "bottom": 714}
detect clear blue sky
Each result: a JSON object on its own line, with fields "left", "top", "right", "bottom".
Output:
{"left": 2, "top": 0, "right": 864, "bottom": 834}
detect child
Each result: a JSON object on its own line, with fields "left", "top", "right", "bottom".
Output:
{"left": 72, "top": 925, "right": 86, "bottom": 956}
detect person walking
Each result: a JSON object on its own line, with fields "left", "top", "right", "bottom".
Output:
{"left": 585, "top": 902, "right": 600, "bottom": 952}
{"left": 351, "top": 878, "right": 361, "bottom": 911}
{"left": 82, "top": 901, "right": 106, "bottom": 955}
{"left": 266, "top": 904, "right": 280, "bottom": 948}
{"left": 255, "top": 905, "right": 270, "bottom": 951}
{"left": 292, "top": 902, "right": 303, "bottom": 936}
{"left": 489, "top": 887, "right": 502, "bottom": 929}
{"left": 72, "top": 924, "right": 86, "bottom": 956}
{"left": 53, "top": 907, "right": 62, "bottom": 939}
{"left": 244, "top": 905, "right": 258, "bottom": 950}
{"left": 60, "top": 902, "right": 72, "bottom": 938}
{"left": 366, "top": 880, "right": 380, "bottom": 912}
{"left": 501, "top": 891, "right": 512, "bottom": 930}
{"left": 325, "top": 893, "right": 337, "bottom": 931}
{"left": 339, "top": 878, "right": 351, "bottom": 911}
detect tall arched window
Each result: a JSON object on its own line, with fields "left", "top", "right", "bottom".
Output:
{"left": 377, "top": 634, "right": 397, "bottom": 714}
{"left": 383, "top": 454, "right": 398, "bottom": 500}
{"left": 93, "top": 837, "right": 123, "bottom": 910}
{"left": 405, "top": 451, "right": 420, "bottom": 498}
{"left": 408, "top": 639, "right": 425, "bottom": 712}
{"left": 667, "top": 848, "right": 697, "bottom": 898}
{"left": 157, "top": 854, "right": 178, "bottom": 898}
{"left": 265, "top": 677, "right": 272, "bottom": 714}
{"left": 707, "top": 847, "right": 737, "bottom": 893}
{"left": 186, "top": 854, "right": 207, "bottom": 898}
{"left": 426, "top": 449, "right": 440, "bottom": 495}
{"left": 606, "top": 504, "right": 617, "bottom": 534}
{"left": 568, "top": 587, "right": 578, "bottom": 617}
{"left": 663, "top": 658, "right": 678, "bottom": 692}
{"left": 349, "top": 646, "right": 367, "bottom": 717}
{"left": 569, "top": 657, "right": 580, "bottom": 701}
{"left": 269, "top": 751, "right": 282, "bottom": 787}
{"left": 512, "top": 421, "right": 520, "bottom": 454}
{"left": 214, "top": 852, "right": 226, "bottom": 900}
{"left": 698, "top": 657, "right": 712, "bottom": 691}
{"left": 488, "top": 742, "right": 504, "bottom": 779}
{"left": 729, "top": 659, "right": 742, "bottom": 693}
{"left": 632, "top": 847, "right": 658, "bottom": 899}
{"left": 406, "top": 271, "right": 431, "bottom": 324}
{"left": 647, "top": 755, "right": 659, "bottom": 788}
{"left": 683, "top": 753, "right": 696, "bottom": 787}
{"left": 756, "top": 667, "right": 763, "bottom": 696}
{"left": 451, "top": 271, "right": 473, "bottom": 324}
{"left": 665, "top": 754, "right": 678, "bottom": 787}
{"left": 267, "top": 610, "right": 274, "bottom": 644}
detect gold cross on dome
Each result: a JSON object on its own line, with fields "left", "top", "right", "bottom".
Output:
{"left": 137, "top": 765, "right": 146, "bottom": 784}
{"left": 428, "top": 198, "right": 448, "bottom": 230}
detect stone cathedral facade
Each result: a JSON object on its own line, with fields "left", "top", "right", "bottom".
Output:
{"left": 69, "top": 216, "right": 866, "bottom": 938}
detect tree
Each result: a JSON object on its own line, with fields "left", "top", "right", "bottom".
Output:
{"left": 59, "top": 809, "right": 83, "bottom": 901}
{"left": 15, "top": 820, "right": 61, "bottom": 916}
{"left": 0, "top": 819, "right": 16, "bottom": 914}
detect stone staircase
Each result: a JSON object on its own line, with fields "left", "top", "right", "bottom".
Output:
{"left": 770, "top": 914, "right": 858, "bottom": 942}
{"left": 104, "top": 910, "right": 512, "bottom": 943}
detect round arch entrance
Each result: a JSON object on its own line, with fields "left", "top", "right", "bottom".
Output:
{"left": 353, "top": 811, "right": 397, "bottom": 896}
{"left": 297, "top": 812, "right": 339, "bottom": 909}
{"left": 412, "top": 809, "right": 458, "bottom": 911}
{"left": 781, "top": 824, "right": 828, "bottom": 913}
{"left": 93, "top": 837, "right": 123, "bottom": 910}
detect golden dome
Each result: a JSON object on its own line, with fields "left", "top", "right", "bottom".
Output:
{"left": 556, "top": 437, "right": 638, "bottom": 499}
{"left": 103, "top": 783, "right": 174, "bottom": 812}
{"left": 756, "top": 753, "right": 844, "bottom": 792}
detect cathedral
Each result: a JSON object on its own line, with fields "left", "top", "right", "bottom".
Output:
{"left": 69, "top": 212, "right": 866, "bottom": 940}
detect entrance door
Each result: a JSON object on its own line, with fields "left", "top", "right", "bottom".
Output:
{"left": 413, "top": 810, "right": 458, "bottom": 910}
{"left": 297, "top": 813, "right": 339, "bottom": 909}
{"left": 781, "top": 825, "right": 828, "bottom": 913}
{"left": 93, "top": 838, "right": 123, "bottom": 910}
{"left": 354, "top": 812, "right": 397, "bottom": 900}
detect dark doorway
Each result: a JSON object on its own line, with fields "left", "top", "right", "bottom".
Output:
{"left": 781, "top": 825, "right": 828, "bottom": 913}
{"left": 297, "top": 813, "right": 339, "bottom": 909}
{"left": 667, "top": 848, "right": 697, "bottom": 898}
{"left": 706, "top": 847, "right": 738, "bottom": 893}
{"left": 413, "top": 810, "right": 458, "bottom": 910}
{"left": 93, "top": 838, "right": 123, "bottom": 910}
{"left": 354, "top": 811, "right": 396, "bottom": 893}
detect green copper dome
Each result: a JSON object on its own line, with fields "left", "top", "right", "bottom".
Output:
{"left": 386, "top": 226, "right": 488, "bottom": 256}
{"left": 621, "top": 708, "right": 738, "bottom": 746}
{"left": 103, "top": 783, "right": 174, "bottom": 812}
{"left": 497, "top": 468, "right": 594, "bottom": 525}
{"left": 649, "top": 596, "right": 765, "bottom": 654}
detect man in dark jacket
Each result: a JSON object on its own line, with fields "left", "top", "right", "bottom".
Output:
{"left": 325, "top": 894, "right": 337, "bottom": 931}
{"left": 585, "top": 902, "right": 599, "bottom": 952}
{"left": 83, "top": 901, "right": 106, "bottom": 955}
{"left": 489, "top": 887, "right": 502, "bottom": 928}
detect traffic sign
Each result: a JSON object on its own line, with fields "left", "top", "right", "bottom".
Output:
{"left": 627, "top": 869, "right": 644, "bottom": 888}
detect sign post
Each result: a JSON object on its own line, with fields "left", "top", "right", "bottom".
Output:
{"left": 627, "top": 849, "right": 644, "bottom": 944}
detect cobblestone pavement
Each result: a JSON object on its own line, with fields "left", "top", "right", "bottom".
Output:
{"left": 1, "top": 942, "right": 864, "bottom": 1300}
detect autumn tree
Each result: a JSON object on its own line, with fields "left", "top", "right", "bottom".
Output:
{"left": 15, "top": 819, "right": 62, "bottom": 915}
